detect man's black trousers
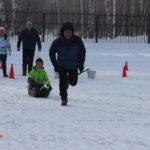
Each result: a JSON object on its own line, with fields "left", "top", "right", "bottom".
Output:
{"left": 23, "top": 50, "right": 35, "bottom": 75}
{"left": 58, "top": 68, "right": 78, "bottom": 98}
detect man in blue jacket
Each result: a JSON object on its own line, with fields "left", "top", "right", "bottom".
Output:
{"left": 49, "top": 22, "right": 86, "bottom": 106}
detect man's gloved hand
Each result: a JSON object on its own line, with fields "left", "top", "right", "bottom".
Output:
{"left": 79, "top": 65, "right": 84, "bottom": 72}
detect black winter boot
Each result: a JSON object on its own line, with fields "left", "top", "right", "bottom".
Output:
{"left": 61, "top": 97, "right": 68, "bottom": 106}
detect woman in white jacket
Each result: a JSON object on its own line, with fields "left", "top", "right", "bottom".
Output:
{"left": 0, "top": 27, "right": 11, "bottom": 77}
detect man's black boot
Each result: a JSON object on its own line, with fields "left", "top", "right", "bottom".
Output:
{"left": 61, "top": 97, "right": 68, "bottom": 106}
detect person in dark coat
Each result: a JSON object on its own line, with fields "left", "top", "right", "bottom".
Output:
{"left": 28, "top": 58, "right": 52, "bottom": 98}
{"left": 49, "top": 22, "right": 86, "bottom": 106}
{"left": 17, "top": 21, "right": 41, "bottom": 76}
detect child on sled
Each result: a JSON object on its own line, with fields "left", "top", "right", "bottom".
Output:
{"left": 28, "top": 58, "right": 52, "bottom": 97}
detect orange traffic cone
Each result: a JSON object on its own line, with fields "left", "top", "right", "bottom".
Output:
{"left": 124, "top": 61, "right": 128, "bottom": 71}
{"left": 122, "top": 65, "right": 127, "bottom": 77}
{"left": 0, "top": 64, "right": 2, "bottom": 69}
{"left": 9, "top": 64, "right": 15, "bottom": 79}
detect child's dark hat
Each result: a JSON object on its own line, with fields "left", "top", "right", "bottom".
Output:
{"left": 36, "top": 58, "right": 43, "bottom": 64}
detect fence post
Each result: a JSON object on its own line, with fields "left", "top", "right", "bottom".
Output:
{"left": 42, "top": 12, "right": 45, "bottom": 42}
{"left": 148, "top": 16, "right": 150, "bottom": 44}
{"left": 95, "top": 15, "right": 99, "bottom": 43}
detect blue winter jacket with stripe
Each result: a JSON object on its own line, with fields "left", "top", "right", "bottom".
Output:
{"left": 0, "top": 37, "right": 11, "bottom": 55}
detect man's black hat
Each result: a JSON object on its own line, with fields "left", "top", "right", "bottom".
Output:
{"left": 60, "top": 22, "right": 74, "bottom": 35}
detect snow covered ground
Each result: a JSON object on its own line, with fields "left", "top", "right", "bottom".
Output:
{"left": 0, "top": 41, "right": 150, "bottom": 150}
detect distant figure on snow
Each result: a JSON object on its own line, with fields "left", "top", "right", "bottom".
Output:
{"left": 28, "top": 58, "right": 52, "bottom": 97}
{"left": 49, "top": 22, "right": 86, "bottom": 106}
{"left": 17, "top": 21, "right": 41, "bottom": 76}
{"left": 0, "top": 27, "right": 11, "bottom": 77}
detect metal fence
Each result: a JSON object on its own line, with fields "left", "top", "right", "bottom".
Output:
{"left": 0, "top": 10, "right": 150, "bottom": 43}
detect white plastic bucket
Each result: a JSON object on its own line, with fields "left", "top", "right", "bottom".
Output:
{"left": 87, "top": 70, "right": 96, "bottom": 79}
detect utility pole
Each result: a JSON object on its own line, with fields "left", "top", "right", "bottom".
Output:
{"left": 27, "top": 0, "right": 31, "bottom": 21}
{"left": 112, "top": 0, "right": 116, "bottom": 38}
{"left": 80, "top": 0, "right": 84, "bottom": 34}
{"left": 95, "top": 0, "right": 100, "bottom": 15}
